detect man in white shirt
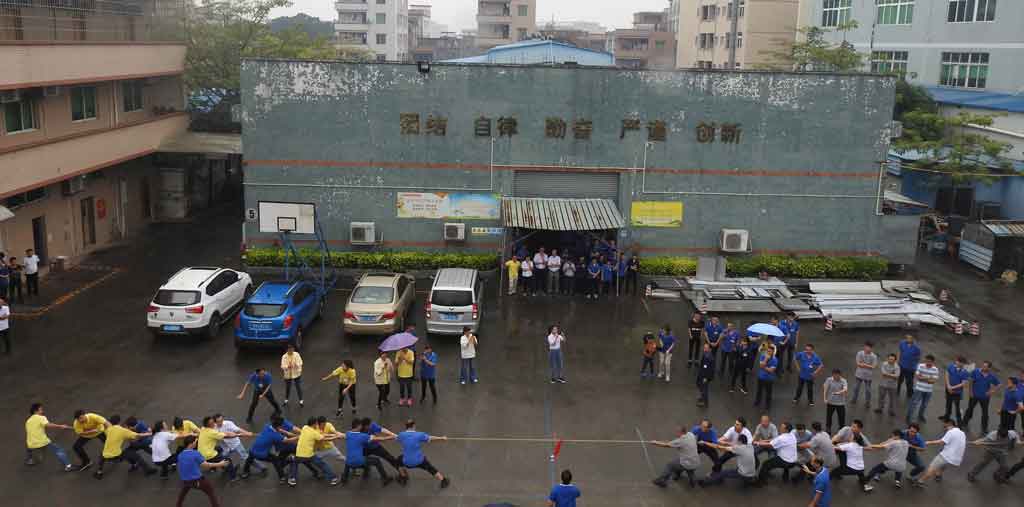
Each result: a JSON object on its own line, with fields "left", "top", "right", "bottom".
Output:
{"left": 546, "top": 250, "right": 562, "bottom": 295}
{"left": 23, "top": 249, "right": 40, "bottom": 297}
{"left": 907, "top": 355, "right": 941, "bottom": 425}
{"left": 149, "top": 422, "right": 178, "bottom": 478}
{"left": 547, "top": 326, "right": 567, "bottom": 384}
{"left": 533, "top": 248, "right": 548, "bottom": 295}
{"left": 713, "top": 417, "right": 753, "bottom": 472}
{"left": 214, "top": 414, "right": 264, "bottom": 476}
{"left": 0, "top": 296, "right": 10, "bottom": 354}
{"left": 561, "top": 258, "right": 576, "bottom": 296}
{"left": 459, "top": 327, "right": 478, "bottom": 385}
{"left": 756, "top": 422, "right": 799, "bottom": 484}
{"left": 913, "top": 416, "right": 966, "bottom": 487}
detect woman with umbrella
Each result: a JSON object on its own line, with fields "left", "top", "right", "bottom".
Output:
{"left": 377, "top": 332, "right": 418, "bottom": 408}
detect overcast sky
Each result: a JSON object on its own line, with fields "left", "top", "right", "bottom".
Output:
{"left": 272, "top": 0, "right": 673, "bottom": 31}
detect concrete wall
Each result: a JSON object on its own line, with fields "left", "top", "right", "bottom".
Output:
{"left": 242, "top": 61, "right": 910, "bottom": 260}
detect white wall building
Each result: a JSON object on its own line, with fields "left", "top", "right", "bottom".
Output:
{"left": 336, "top": 0, "right": 410, "bottom": 62}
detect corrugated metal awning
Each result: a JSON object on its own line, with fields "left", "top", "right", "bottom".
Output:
{"left": 502, "top": 197, "right": 625, "bottom": 231}
{"left": 983, "top": 220, "right": 1024, "bottom": 237}
{"left": 0, "top": 205, "right": 13, "bottom": 222}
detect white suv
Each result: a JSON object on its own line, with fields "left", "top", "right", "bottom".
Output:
{"left": 147, "top": 267, "right": 252, "bottom": 338}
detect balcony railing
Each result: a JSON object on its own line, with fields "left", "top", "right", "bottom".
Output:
{"left": 0, "top": 0, "right": 185, "bottom": 42}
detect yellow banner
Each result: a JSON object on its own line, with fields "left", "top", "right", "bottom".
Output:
{"left": 631, "top": 201, "right": 683, "bottom": 227}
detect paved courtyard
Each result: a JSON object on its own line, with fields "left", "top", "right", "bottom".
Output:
{"left": 2, "top": 205, "right": 1023, "bottom": 506}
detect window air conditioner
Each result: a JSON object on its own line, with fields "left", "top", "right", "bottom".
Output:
{"left": 62, "top": 176, "right": 86, "bottom": 196}
{"left": 719, "top": 229, "right": 751, "bottom": 253}
{"left": 350, "top": 222, "right": 377, "bottom": 245}
{"left": 443, "top": 223, "right": 466, "bottom": 241}
{"left": 0, "top": 90, "right": 21, "bottom": 103}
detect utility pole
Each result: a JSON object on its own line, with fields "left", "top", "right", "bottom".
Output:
{"left": 727, "top": 0, "right": 740, "bottom": 68}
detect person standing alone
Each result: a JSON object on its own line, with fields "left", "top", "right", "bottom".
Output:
{"left": 875, "top": 354, "right": 901, "bottom": 416}
{"left": 753, "top": 347, "right": 779, "bottom": 411}
{"left": 23, "top": 249, "right": 40, "bottom": 297}
{"left": 850, "top": 342, "right": 877, "bottom": 409}
{"left": 657, "top": 324, "right": 676, "bottom": 382}
{"left": 280, "top": 344, "right": 304, "bottom": 407}
{"left": 942, "top": 356, "right": 969, "bottom": 425}
{"left": 505, "top": 256, "right": 520, "bottom": 296}
{"left": 534, "top": 247, "right": 549, "bottom": 295}
{"left": 547, "top": 325, "right": 567, "bottom": 384}
{"left": 373, "top": 351, "right": 394, "bottom": 410}
{"left": 395, "top": 346, "right": 415, "bottom": 407}
{"left": 896, "top": 335, "right": 921, "bottom": 399}
{"left": 459, "top": 327, "right": 478, "bottom": 384}
{"left": 687, "top": 312, "right": 704, "bottom": 368}
{"left": 237, "top": 368, "right": 281, "bottom": 424}
{"left": 963, "top": 361, "right": 1000, "bottom": 434}
{"left": 548, "top": 469, "right": 581, "bottom": 507}
{"left": 419, "top": 344, "right": 438, "bottom": 404}
{"left": 907, "top": 355, "right": 940, "bottom": 425}
{"left": 823, "top": 369, "right": 849, "bottom": 433}
{"left": 7, "top": 257, "right": 22, "bottom": 303}
{"left": 793, "top": 344, "right": 823, "bottom": 406}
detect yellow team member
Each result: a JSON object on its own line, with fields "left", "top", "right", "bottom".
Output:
{"left": 396, "top": 347, "right": 416, "bottom": 406}
{"left": 505, "top": 256, "right": 521, "bottom": 295}
{"left": 24, "top": 402, "right": 73, "bottom": 471}
{"left": 313, "top": 415, "right": 344, "bottom": 462}
{"left": 289, "top": 417, "right": 340, "bottom": 486}
{"left": 71, "top": 410, "right": 110, "bottom": 470}
{"left": 96, "top": 415, "right": 155, "bottom": 478}
{"left": 197, "top": 415, "right": 240, "bottom": 480}
{"left": 173, "top": 417, "right": 200, "bottom": 446}
{"left": 322, "top": 360, "right": 358, "bottom": 416}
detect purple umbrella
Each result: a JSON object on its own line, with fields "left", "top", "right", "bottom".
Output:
{"left": 379, "top": 332, "right": 418, "bottom": 352}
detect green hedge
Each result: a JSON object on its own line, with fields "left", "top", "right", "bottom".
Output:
{"left": 639, "top": 255, "right": 888, "bottom": 280}
{"left": 243, "top": 248, "right": 499, "bottom": 272}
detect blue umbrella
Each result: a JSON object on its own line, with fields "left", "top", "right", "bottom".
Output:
{"left": 379, "top": 332, "right": 418, "bottom": 352}
{"left": 747, "top": 323, "right": 784, "bottom": 337}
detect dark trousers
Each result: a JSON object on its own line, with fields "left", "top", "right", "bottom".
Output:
{"left": 866, "top": 462, "right": 903, "bottom": 482}
{"left": 25, "top": 273, "right": 39, "bottom": 296}
{"left": 176, "top": 477, "right": 219, "bottom": 507}
{"left": 897, "top": 368, "right": 916, "bottom": 398}
{"left": 656, "top": 462, "right": 695, "bottom": 484}
{"left": 1007, "top": 456, "right": 1024, "bottom": 478}
{"left": 754, "top": 379, "right": 774, "bottom": 409}
{"left": 641, "top": 356, "right": 655, "bottom": 376}
{"left": 155, "top": 455, "right": 177, "bottom": 478}
{"left": 825, "top": 404, "right": 846, "bottom": 433}
{"left": 906, "top": 453, "right": 925, "bottom": 477}
{"left": 963, "top": 397, "right": 991, "bottom": 433}
{"left": 702, "top": 468, "right": 756, "bottom": 486}
{"left": 713, "top": 451, "right": 736, "bottom": 472}
{"left": 289, "top": 455, "right": 334, "bottom": 481}
{"left": 342, "top": 456, "right": 387, "bottom": 480}
{"left": 563, "top": 277, "right": 575, "bottom": 295}
{"left": 376, "top": 384, "right": 390, "bottom": 408}
{"left": 731, "top": 365, "right": 751, "bottom": 391}
{"left": 794, "top": 378, "right": 815, "bottom": 403}
{"left": 8, "top": 279, "right": 22, "bottom": 303}
{"left": 420, "top": 377, "right": 437, "bottom": 402}
{"left": 719, "top": 351, "right": 736, "bottom": 377}
{"left": 757, "top": 456, "right": 796, "bottom": 483}
{"left": 206, "top": 451, "right": 236, "bottom": 479}
{"left": 698, "top": 377, "right": 711, "bottom": 405}
{"left": 243, "top": 454, "right": 285, "bottom": 479}
{"left": 833, "top": 464, "right": 868, "bottom": 485}
{"left": 246, "top": 389, "right": 281, "bottom": 422}
{"left": 781, "top": 345, "right": 794, "bottom": 372}
{"left": 398, "top": 377, "right": 414, "bottom": 399}
{"left": 625, "top": 273, "right": 638, "bottom": 295}
{"left": 98, "top": 448, "right": 154, "bottom": 474}
{"left": 72, "top": 434, "right": 106, "bottom": 465}
{"left": 284, "top": 377, "right": 303, "bottom": 400}
{"left": 1000, "top": 410, "right": 1017, "bottom": 432}
{"left": 337, "top": 384, "right": 356, "bottom": 410}
{"left": 1, "top": 329, "right": 10, "bottom": 355}
{"left": 365, "top": 444, "right": 402, "bottom": 473}
{"left": 687, "top": 337, "right": 700, "bottom": 365}
{"left": 943, "top": 392, "right": 963, "bottom": 424}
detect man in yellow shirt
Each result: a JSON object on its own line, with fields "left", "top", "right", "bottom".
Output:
{"left": 288, "top": 417, "right": 340, "bottom": 486}
{"left": 95, "top": 415, "right": 155, "bottom": 479}
{"left": 197, "top": 415, "right": 240, "bottom": 481}
{"left": 172, "top": 416, "right": 200, "bottom": 453}
{"left": 71, "top": 409, "right": 110, "bottom": 471}
{"left": 24, "top": 402, "right": 73, "bottom": 471}
{"left": 396, "top": 347, "right": 416, "bottom": 407}
{"left": 505, "top": 255, "right": 521, "bottom": 295}
{"left": 322, "top": 359, "right": 358, "bottom": 417}
{"left": 314, "top": 415, "right": 345, "bottom": 463}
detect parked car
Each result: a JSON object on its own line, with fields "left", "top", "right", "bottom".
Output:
{"left": 234, "top": 281, "right": 326, "bottom": 349}
{"left": 147, "top": 267, "right": 252, "bottom": 338}
{"left": 342, "top": 273, "right": 416, "bottom": 337}
{"left": 426, "top": 268, "right": 482, "bottom": 336}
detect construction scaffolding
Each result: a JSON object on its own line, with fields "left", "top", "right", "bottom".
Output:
{"left": 0, "top": 0, "right": 185, "bottom": 42}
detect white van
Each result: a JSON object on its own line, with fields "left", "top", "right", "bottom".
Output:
{"left": 425, "top": 268, "right": 482, "bottom": 335}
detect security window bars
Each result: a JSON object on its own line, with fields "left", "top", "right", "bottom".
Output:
{"left": 870, "top": 51, "right": 909, "bottom": 75}
{"left": 939, "top": 52, "right": 989, "bottom": 89}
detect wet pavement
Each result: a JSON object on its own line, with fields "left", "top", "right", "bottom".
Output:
{"left": 2, "top": 202, "right": 1023, "bottom": 507}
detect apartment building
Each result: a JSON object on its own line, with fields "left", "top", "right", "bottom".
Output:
{"left": 676, "top": 0, "right": 800, "bottom": 69}
{"left": 336, "top": 0, "right": 409, "bottom": 61}
{"left": 610, "top": 10, "right": 676, "bottom": 69}
{"left": 0, "top": 0, "right": 189, "bottom": 267}
{"left": 476, "top": 0, "right": 537, "bottom": 49}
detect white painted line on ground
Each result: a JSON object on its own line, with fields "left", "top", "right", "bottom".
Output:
{"left": 635, "top": 427, "right": 656, "bottom": 475}
{"left": 641, "top": 298, "right": 652, "bottom": 316}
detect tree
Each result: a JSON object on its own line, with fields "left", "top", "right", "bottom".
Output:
{"left": 185, "top": 0, "right": 338, "bottom": 102}
{"left": 893, "top": 82, "right": 1013, "bottom": 182}
{"left": 757, "top": 22, "right": 865, "bottom": 72}
{"left": 269, "top": 13, "right": 334, "bottom": 39}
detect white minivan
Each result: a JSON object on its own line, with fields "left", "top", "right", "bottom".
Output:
{"left": 425, "top": 268, "right": 482, "bottom": 336}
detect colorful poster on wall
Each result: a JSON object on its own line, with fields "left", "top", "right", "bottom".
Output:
{"left": 397, "top": 192, "right": 501, "bottom": 220}
{"left": 631, "top": 201, "right": 683, "bottom": 227}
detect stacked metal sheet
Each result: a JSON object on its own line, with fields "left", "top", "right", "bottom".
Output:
{"left": 805, "top": 282, "right": 965, "bottom": 329}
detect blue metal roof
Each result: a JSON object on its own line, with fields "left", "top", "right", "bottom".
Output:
{"left": 926, "top": 86, "right": 1024, "bottom": 113}
{"left": 442, "top": 39, "right": 613, "bottom": 66}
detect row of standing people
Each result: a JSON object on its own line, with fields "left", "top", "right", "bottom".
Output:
{"left": 506, "top": 246, "right": 641, "bottom": 298}
{"left": 0, "top": 249, "right": 41, "bottom": 304}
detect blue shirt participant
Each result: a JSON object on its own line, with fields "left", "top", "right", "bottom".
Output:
{"left": 396, "top": 419, "right": 450, "bottom": 487}
{"left": 946, "top": 357, "right": 969, "bottom": 396}
{"left": 811, "top": 460, "right": 831, "bottom": 507}
{"left": 548, "top": 469, "right": 581, "bottom": 507}
{"left": 897, "top": 336, "right": 921, "bottom": 373}
{"left": 970, "top": 362, "right": 1000, "bottom": 400}
{"left": 657, "top": 325, "right": 676, "bottom": 354}
{"left": 796, "top": 345, "right": 823, "bottom": 381}
{"left": 176, "top": 436, "right": 230, "bottom": 504}
{"left": 720, "top": 325, "right": 740, "bottom": 354}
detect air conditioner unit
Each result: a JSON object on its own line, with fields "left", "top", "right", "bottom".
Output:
{"left": 43, "top": 86, "right": 64, "bottom": 97}
{"left": 0, "top": 90, "right": 21, "bottom": 103}
{"left": 719, "top": 228, "right": 751, "bottom": 253}
{"left": 350, "top": 222, "right": 377, "bottom": 245}
{"left": 62, "top": 176, "right": 86, "bottom": 196}
{"left": 443, "top": 223, "right": 466, "bottom": 241}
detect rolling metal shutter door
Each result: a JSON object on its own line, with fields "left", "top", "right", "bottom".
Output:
{"left": 513, "top": 171, "right": 620, "bottom": 202}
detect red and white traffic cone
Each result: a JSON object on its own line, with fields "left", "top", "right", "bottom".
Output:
{"left": 700, "top": 302, "right": 709, "bottom": 313}
{"left": 645, "top": 284, "right": 652, "bottom": 297}
{"left": 968, "top": 321, "right": 980, "bottom": 336}
{"left": 824, "top": 315, "right": 834, "bottom": 332}
{"left": 939, "top": 289, "right": 949, "bottom": 303}
{"left": 954, "top": 321, "right": 964, "bottom": 335}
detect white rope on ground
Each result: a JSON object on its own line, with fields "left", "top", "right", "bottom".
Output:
{"left": 445, "top": 436, "right": 647, "bottom": 444}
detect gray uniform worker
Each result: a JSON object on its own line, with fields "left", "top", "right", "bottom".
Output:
{"left": 967, "top": 428, "right": 1019, "bottom": 482}
{"left": 866, "top": 431, "right": 910, "bottom": 485}
{"left": 699, "top": 436, "right": 757, "bottom": 486}
{"left": 651, "top": 429, "right": 700, "bottom": 488}
{"left": 802, "top": 423, "right": 839, "bottom": 471}
{"left": 851, "top": 344, "right": 878, "bottom": 408}
{"left": 752, "top": 417, "right": 779, "bottom": 459}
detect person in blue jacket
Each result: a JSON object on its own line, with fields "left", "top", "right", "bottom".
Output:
{"left": 896, "top": 335, "right": 922, "bottom": 400}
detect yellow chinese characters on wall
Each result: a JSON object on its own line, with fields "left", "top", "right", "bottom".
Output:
{"left": 631, "top": 201, "right": 683, "bottom": 228}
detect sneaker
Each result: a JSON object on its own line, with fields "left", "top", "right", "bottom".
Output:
{"left": 352, "top": 407, "right": 358, "bottom": 413}
{"left": 288, "top": 478, "right": 297, "bottom": 487}
{"left": 809, "top": 402, "right": 815, "bottom": 407}
{"left": 934, "top": 475, "right": 942, "bottom": 482}
{"left": 329, "top": 477, "right": 340, "bottom": 486}
{"left": 551, "top": 379, "right": 557, "bottom": 384}
{"left": 440, "top": 477, "right": 450, "bottom": 488}
{"left": 460, "top": 381, "right": 466, "bottom": 385}
{"left": 336, "top": 408, "right": 343, "bottom": 417}
{"left": 382, "top": 476, "right": 394, "bottom": 487}
{"left": 863, "top": 484, "right": 874, "bottom": 492}
{"left": 664, "top": 378, "right": 670, "bottom": 383}
{"left": 792, "top": 399, "right": 798, "bottom": 404}
{"left": 279, "top": 477, "right": 288, "bottom": 485}
{"left": 729, "top": 389, "right": 735, "bottom": 393}
{"left": 299, "top": 400, "right": 304, "bottom": 407}
{"left": 93, "top": 471, "right": 104, "bottom": 480}
{"left": 912, "top": 480, "right": 924, "bottom": 488}
{"left": 64, "top": 464, "right": 74, "bottom": 472}
{"left": 557, "top": 378, "right": 568, "bottom": 384}
{"left": 240, "top": 472, "right": 251, "bottom": 480}
{"left": 872, "top": 475, "right": 881, "bottom": 482}
{"left": 408, "top": 399, "right": 414, "bottom": 407}
{"left": 24, "top": 459, "right": 36, "bottom": 466}
{"left": 77, "top": 462, "right": 92, "bottom": 472}
{"left": 739, "top": 387, "right": 748, "bottom": 394}
{"left": 895, "top": 480, "right": 902, "bottom": 488}
{"left": 284, "top": 399, "right": 289, "bottom": 405}
{"left": 652, "top": 479, "right": 667, "bottom": 488}
{"left": 473, "top": 379, "right": 479, "bottom": 383}
{"left": 967, "top": 474, "right": 976, "bottom": 483}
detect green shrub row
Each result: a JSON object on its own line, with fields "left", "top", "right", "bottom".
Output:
{"left": 639, "top": 255, "right": 888, "bottom": 279}
{"left": 243, "top": 248, "right": 499, "bottom": 272}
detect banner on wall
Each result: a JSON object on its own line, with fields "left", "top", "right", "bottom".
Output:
{"left": 396, "top": 192, "right": 501, "bottom": 220}
{"left": 630, "top": 201, "right": 683, "bottom": 227}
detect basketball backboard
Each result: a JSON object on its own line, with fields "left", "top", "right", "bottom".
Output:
{"left": 258, "top": 201, "right": 316, "bottom": 234}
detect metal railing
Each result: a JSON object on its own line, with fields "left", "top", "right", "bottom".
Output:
{"left": 0, "top": 0, "right": 185, "bottom": 42}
